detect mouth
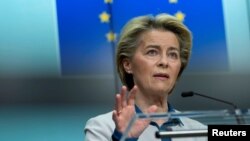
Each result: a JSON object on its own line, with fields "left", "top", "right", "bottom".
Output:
{"left": 153, "top": 73, "right": 170, "bottom": 80}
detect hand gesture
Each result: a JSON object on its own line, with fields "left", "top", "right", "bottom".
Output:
{"left": 112, "top": 85, "right": 157, "bottom": 138}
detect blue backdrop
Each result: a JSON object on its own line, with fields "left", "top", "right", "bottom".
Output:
{"left": 56, "top": 0, "right": 228, "bottom": 76}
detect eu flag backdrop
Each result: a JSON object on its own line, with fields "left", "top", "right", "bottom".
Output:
{"left": 56, "top": 0, "right": 228, "bottom": 76}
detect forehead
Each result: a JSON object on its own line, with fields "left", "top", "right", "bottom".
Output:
{"left": 138, "top": 29, "right": 180, "bottom": 49}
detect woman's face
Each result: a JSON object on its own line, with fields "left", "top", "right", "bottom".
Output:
{"left": 124, "top": 29, "right": 181, "bottom": 95}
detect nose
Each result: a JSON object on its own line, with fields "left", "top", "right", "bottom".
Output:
{"left": 157, "top": 54, "right": 169, "bottom": 68}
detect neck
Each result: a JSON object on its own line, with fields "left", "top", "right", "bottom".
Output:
{"left": 135, "top": 90, "right": 169, "bottom": 113}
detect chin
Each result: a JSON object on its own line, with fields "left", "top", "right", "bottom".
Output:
{"left": 152, "top": 87, "right": 169, "bottom": 94}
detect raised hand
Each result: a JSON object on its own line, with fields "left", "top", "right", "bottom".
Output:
{"left": 112, "top": 85, "right": 157, "bottom": 138}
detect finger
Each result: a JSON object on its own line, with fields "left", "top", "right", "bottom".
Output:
{"left": 128, "top": 85, "right": 137, "bottom": 105}
{"left": 112, "top": 110, "right": 118, "bottom": 121}
{"left": 121, "top": 86, "right": 127, "bottom": 108}
{"left": 115, "top": 94, "right": 122, "bottom": 113}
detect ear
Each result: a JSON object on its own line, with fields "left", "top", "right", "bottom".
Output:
{"left": 122, "top": 58, "right": 132, "bottom": 74}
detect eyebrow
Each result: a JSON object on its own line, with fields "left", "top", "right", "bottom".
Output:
{"left": 146, "top": 45, "right": 160, "bottom": 49}
{"left": 168, "top": 46, "right": 180, "bottom": 52}
{"left": 146, "top": 45, "right": 180, "bottom": 52}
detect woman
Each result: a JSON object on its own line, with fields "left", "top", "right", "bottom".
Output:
{"left": 84, "top": 13, "right": 206, "bottom": 141}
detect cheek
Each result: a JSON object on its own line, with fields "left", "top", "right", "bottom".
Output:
{"left": 172, "top": 63, "right": 181, "bottom": 77}
{"left": 131, "top": 56, "right": 151, "bottom": 73}
{"left": 132, "top": 62, "right": 149, "bottom": 75}
{"left": 131, "top": 60, "right": 155, "bottom": 84}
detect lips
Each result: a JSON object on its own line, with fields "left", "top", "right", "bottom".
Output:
{"left": 153, "top": 73, "right": 170, "bottom": 79}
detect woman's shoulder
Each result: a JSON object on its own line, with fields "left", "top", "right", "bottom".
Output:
{"left": 84, "top": 111, "right": 115, "bottom": 141}
{"left": 84, "top": 111, "right": 115, "bottom": 131}
{"left": 88, "top": 111, "right": 113, "bottom": 121}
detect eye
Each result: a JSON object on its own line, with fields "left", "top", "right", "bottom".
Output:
{"left": 168, "top": 52, "right": 179, "bottom": 59}
{"left": 146, "top": 49, "right": 158, "bottom": 56}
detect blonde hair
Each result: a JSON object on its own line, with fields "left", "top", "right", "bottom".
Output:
{"left": 116, "top": 13, "right": 192, "bottom": 90}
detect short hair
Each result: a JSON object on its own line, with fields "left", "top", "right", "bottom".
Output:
{"left": 116, "top": 13, "right": 192, "bottom": 90}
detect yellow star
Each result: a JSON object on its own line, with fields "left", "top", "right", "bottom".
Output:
{"left": 106, "top": 31, "right": 116, "bottom": 42}
{"left": 104, "top": 0, "right": 113, "bottom": 4}
{"left": 169, "top": 0, "right": 178, "bottom": 4}
{"left": 175, "top": 11, "right": 185, "bottom": 22}
{"left": 99, "top": 11, "right": 110, "bottom": 23}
